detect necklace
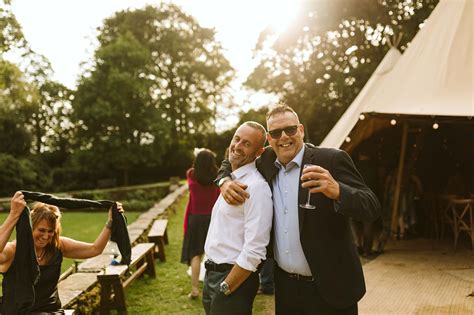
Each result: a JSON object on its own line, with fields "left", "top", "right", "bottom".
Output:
{"left": 37, "top": 249, "right": 46, "bottom": 261}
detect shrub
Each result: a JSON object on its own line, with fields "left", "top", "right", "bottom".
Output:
{"left": 0, "top": 154, "right": 52, "bottom": 196}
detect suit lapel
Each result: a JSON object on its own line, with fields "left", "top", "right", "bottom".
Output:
{"left": 257, "top": 147, "right": 279, "bottom": 185}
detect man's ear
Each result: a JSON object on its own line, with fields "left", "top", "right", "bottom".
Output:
{"left": 256, "top": 147, "right": 265, "bottom": 157}
{"left": 299, "top": 124, "right": 305, "bottom": 138}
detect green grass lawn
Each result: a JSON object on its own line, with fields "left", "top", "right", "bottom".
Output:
{"left": 60, "top": 211, "right": 141, "bottom": 272}
{"left": 125, "top": 193, "right": 274, "bottom": 314}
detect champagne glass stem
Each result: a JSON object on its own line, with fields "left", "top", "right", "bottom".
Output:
{"left": 299, "top": 164, "right": 316, "bottom": 209}
{"left": 306, "top": 190, "right": 312, "bottom": 205}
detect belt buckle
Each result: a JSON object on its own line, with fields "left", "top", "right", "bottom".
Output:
{"left": 205, "top": 260, "right": 215, "bottom": 270}
{"left": 294, "top": 273, "right": 313, "bottom": 281}
{"left": 289, "top": 273, "right": 299, "bottom": 280}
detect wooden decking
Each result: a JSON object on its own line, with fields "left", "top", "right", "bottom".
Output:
{"left": 360, "top": 239, "right": 474, "bottom": 314}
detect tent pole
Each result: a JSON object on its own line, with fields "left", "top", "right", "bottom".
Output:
{"left": 390, "top": 121, "right": 409, "bottom": 239}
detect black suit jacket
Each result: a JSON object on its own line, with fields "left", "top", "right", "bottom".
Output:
{"left": 218, "top": 144, "right": 381, "bottom": 309}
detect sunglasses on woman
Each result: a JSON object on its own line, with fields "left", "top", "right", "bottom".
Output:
{"left": 268, "top": 125, "right": 299, "bottom": 139}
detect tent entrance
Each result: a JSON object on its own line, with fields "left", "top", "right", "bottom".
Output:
{"left": 346, "top": 113, "right": 473, "bottom": 248}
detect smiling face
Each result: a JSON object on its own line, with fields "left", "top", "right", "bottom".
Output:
{"left": 30, "top": 202, "right": 61, "bottom": 252}
{"left": 229, "top": 123, "right": 265, "bottom": 171}
{"left": 266, "top": 111, "right": 305, "bottom": 166}
{"left": 32, "top": 219, "right": 55, "bottom": 249}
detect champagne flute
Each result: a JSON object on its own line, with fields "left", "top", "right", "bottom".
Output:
{"left": 300, "top": 164, "right": 316, "bottom": 209}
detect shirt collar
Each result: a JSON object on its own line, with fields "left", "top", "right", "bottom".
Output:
{"left": 274, "top": 145, "right": 305, "bottom": 170}
{"left": 231, "top": 160, "right": 256, "bottom": 180}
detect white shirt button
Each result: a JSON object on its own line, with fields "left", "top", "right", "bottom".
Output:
{"left": 285, "top": 250, "right": 289, "bottom": 254}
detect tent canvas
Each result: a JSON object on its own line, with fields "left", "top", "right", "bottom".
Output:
{"left": 320, "top": 47, "right": 401, "bottom": 149}
{"left": 319, "top": 0, "right": 473, "bottom": 240}
{"left": 320, "top": 0, "right": 473, "bottom": 152}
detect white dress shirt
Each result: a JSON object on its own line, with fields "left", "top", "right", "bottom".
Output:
{"left": 273, "top": 146, "right": 312, "bottom": 276}
{"left": 205, "top": 161, "right": 273, "bottom": 272}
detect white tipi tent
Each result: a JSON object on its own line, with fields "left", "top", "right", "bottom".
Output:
{"left": 321, "top": 0, "right": 473, "bottom": 151}
{"left": 320, "top": 0, "right": 473, "bottom": 237}
{"left": 320, "top": 47, "right": 401, "bottom": 149}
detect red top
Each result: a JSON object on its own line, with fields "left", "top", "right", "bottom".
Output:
{"left": 183, "top": 168, "right": 220, "bottom": 233}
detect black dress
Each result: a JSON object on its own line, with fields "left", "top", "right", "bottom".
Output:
{"left": 180, "top": 214, "right": 212, "bottom": 264}
{"left": 180, "top": 169, "right": 220, "bottom": 265}
{"left": 2, "top": 248, "right": 64, "bottom": 314}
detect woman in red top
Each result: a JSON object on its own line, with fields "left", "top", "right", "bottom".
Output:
{"left": 181, "top": 149, "right": 220, "bottom": 299}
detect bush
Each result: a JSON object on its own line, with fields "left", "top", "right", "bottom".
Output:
{"left": 123, "top": 199, "right": 154, "bottom": 212}
{"left": 0, "top": 154, "right": 52, "bottom": 196}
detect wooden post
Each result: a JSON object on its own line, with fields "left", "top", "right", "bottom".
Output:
{"left": 390, "top": 122, "right": 409, "bottom": 238}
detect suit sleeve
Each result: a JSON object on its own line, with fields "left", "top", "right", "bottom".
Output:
{"left": 215, "top": 159, "right": 232, "bottom": 186}
{"left": 332, "top": 150, "right": 381, "bottom": 222}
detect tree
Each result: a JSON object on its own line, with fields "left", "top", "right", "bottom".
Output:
{"left": 73, "top": 4, "right": 234, "bottom": 184}
{"left": 0, "top": 60, "right": 39, "bottom": 156}
{"left": 32, "top": 81, "right": 73, "bottom": 159}
{"left": 0, "top": 0, "right": 26, "bottom": 54}
{"left": 246, "top": 0, "right": 438, "bottom": 143}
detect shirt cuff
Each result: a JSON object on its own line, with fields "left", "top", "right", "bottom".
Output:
{"left": 236, "top": 255, "right": 259, "bottom": 272}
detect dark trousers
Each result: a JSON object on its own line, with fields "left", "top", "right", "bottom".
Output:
{"left": 275, "top": 266, "right": 358, "bottom": 315}
{"left": 259, "top": 258, "right": 275, "bottom": 293}
{"left": 203, "top": 269, "right": 259, "bottom": 315}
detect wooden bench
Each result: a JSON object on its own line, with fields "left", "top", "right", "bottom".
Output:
{"left": 128, "top": 230, "right": 143, "bottom": 245}
{"left": 97, "top": 243, "right": 156, "bottom": 314}
{"left": 58, "top": 241, "right": 123, "bottom": 312}
{"left": 147, "top": 219, "right": 169, "bottom": 262}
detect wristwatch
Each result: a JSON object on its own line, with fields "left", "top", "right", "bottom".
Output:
{"left": 219, "top": 281, "right": 231, "bottom": 296}
{"left": 218, "top": 177, "right": 230, "bottom": 188}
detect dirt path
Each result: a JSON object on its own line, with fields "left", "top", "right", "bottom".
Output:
{"left": 360, "top": 239, "right": 474, "bottom": 314}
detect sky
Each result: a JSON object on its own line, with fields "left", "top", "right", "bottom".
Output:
{"left": 11, "top": 0, "right": 302, "bottom": 129}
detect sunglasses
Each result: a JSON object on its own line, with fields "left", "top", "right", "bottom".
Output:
{"left": 268, "top": 125, "right": 299, "bottom": 139}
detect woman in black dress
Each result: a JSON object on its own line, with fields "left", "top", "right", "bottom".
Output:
{"left": 0, "top": 191, "right": 124, "bottom": 313}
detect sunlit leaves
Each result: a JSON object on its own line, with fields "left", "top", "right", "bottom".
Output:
{"left": 246, "top": 0, "right": 438, "bottom": 143}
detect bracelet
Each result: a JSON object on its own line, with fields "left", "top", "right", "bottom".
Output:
{"left": 105, "top": 220, "right": 113, "bottom": 230}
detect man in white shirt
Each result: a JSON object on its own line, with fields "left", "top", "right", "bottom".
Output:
{"left": 203, "top": 121, "right": 273, "bottom": 315}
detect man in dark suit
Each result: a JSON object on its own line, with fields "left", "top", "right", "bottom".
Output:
{"left": 217, "top": 104, "right": 381, "bottom": 314}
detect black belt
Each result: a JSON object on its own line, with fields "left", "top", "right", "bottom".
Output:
{"left": 279, "top": 268, "right": 314, "bottom": 282}
{"left": 205, "top": 260, "right": 234, "bottom": 272}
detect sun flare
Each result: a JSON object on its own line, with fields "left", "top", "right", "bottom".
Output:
{"left": 264, "top": 0, "right": 302, "bottom": 36}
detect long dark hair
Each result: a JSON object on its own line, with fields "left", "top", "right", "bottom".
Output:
{"left": 193, "top": 149, "right": 218, "bottom": 186}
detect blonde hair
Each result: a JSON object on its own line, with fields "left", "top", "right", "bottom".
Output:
{"left": 30, "top": 202, "right": 62, "bottom": 260}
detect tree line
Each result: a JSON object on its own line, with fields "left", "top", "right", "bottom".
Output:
{"left": 0, "top": 0, "right": 437, "bottom": 196}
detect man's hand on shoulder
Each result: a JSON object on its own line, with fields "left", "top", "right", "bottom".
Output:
{"left": 221, "top": 180, "right": 249, "bottom": 205}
